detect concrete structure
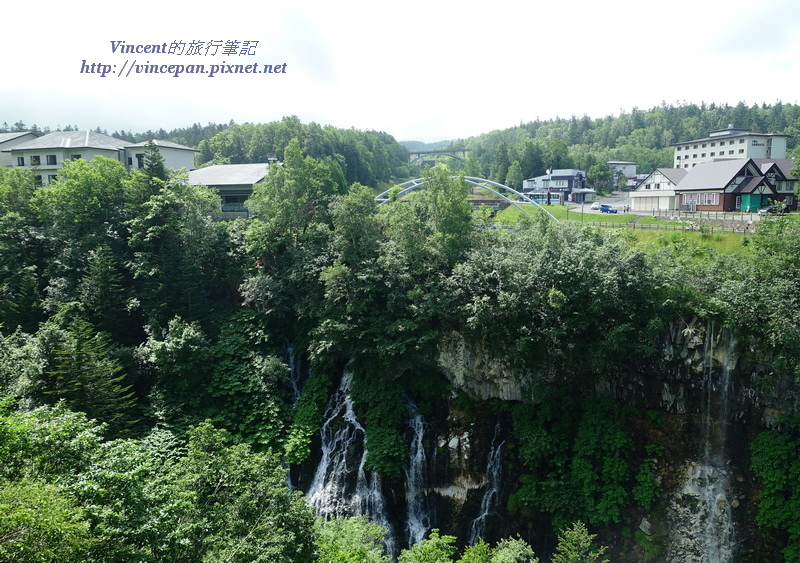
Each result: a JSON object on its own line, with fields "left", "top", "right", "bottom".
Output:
{"left": 122, "top": 139, "right": 197, "bottom": 172}
{"left": 188, "top": 162, "right": 270, "bottom": 217}
{"left": 0, "top": 132, "right": 38, "bottom": 168}
{"left": 608, "top": 160, "right": 649, "bottom": 190}
{"left": 2, "top": 131, "right": 198, "bottom": 184}
{"left": 672, "top": 126, "right": 789, "bottom": 169}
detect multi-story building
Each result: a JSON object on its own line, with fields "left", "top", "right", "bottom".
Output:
{"left": 0, "top": 132, "right": 38, "bottom": 168}
{"left": 2, "top": 131, "right": 197, "bottom": 184}
{"left": 522, "top": 169, "right": 593, "bottom": 203}
{"left": 672, "top": 126, "right": 789, "bottom": 169}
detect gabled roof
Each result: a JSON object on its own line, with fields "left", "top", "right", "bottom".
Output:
{"left": 675, "top": 159, "right": 753, "bottom": 191}
{"left": 3, "top": 131, "right": 129, "bottom": 152}
{"left": 125, "top": 139, "right": 198, "bottom": 152}
{"left": 0, "top": 131, "right": 35, "bottom": 144}
{"left": 730, "top": 176, "right": 774, "bottom": 195}
{"left": 752, "top": 158, "right": 796, "bottom": 179}
{"left": 658, "top": 168, "right": 688, "bottom": 185}
{"left": 633, "top": 168, "right": 687, "bottom": 191}
{"left": 188, "top": 163, "right": 270, "bottom": 187}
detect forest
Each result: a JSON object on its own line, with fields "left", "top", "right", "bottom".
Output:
{"left": 2, "top": 103, "right": 800, "bottom": 561}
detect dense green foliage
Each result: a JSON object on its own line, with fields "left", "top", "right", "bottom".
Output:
{"left": 751, "top": 417, "right": 800, "bottom": 561}
{"left": 2, "top": 105, "right": 800, "bottom": 559}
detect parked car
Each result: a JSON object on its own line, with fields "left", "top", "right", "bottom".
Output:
{"left": 600, "top": 204, "right": 618, "bottom": 214}
{"left": 590, "top": 202, "right": 601, "bottom": 210}
{"left": 758, "top": 205, "right": 787, "bottom": 215}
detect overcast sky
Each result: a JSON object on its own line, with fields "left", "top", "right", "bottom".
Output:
{"left": 2, "top": 0, "right": 798, "bottom": 143}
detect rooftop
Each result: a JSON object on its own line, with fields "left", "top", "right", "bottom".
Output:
{"left": 188, "top": 163, "right": 270, "bottom": 187}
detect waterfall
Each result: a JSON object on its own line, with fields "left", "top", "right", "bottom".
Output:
{"left": 286, "top": 345, "right": 303, "bottom": 407}
{"left": 666, "top": 324, "right": 737, "bottom": 562}
{"left": 468, "top": 423, "right": 504, "bottom": 544}
{"left": 405, "top": 402, "right": 430, "bottom": 547}
{"left": 305, "top": 370, "right": 397, "bottom": 556}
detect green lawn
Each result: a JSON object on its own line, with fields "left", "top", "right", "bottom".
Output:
{"left": 495, "top": 203, "right": 634, "bottom": 224}
{"left": 491, "top": 203, "right": 752, "bottom": 255}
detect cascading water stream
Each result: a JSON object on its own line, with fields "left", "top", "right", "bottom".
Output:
{"left": 468, "top": 423, "right": 504, "bottom": 544}
{"left": 667, "top": 323, "right": 737, "bottom": 562}
{"left": 286, "top": 345, "right": 303, "bottom": 407}
{"left": 305, "top": 370, "right": 397, "bottom": 556}
{"left": 404, "top": 402, "right": 430, "bottom": 547}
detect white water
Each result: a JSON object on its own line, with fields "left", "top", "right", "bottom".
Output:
{"left": 286, "top": 345, "right": 303, "bottom": 407}
{"left": 305, "top": 370, "right": 397, "bottom": 556}
{"left": 468, "top": 423, "right": 504, "bottom": 544}
{"left": 404, "top": 403, "right": 430, "bottom": 546}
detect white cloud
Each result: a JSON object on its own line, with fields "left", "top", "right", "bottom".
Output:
{"left": 3, "top": 0, "right": 798, "bottom": 142}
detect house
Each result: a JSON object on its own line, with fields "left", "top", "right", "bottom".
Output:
{"left": 672, "top": 126, "right": 789, "bottom": 169}
{"left": 607, "top": 161, "right": 643, "bottom": 190}
{"left": 187, "top": 163, "right": 270, "bottom": 218}
{"left": 674, "top": 158, "right": 796, "bottom": 212}
{"left": 2, "top": 131, "right": 197, "bottom": 184}
{"left": 522, "top": 169, "right": 594, "bottom": 203}
{"left": 0, "top": 131, "right": 39, "bottom": 168}
{"left": 122, "top": 139, "right": 197, "bottom": 172}
{"left": 629, "top": 168, "right": 688, "bottom": 211}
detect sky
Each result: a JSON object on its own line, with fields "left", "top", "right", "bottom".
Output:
{"left": 2, "top": 0, "right": 799, "bottom": 143}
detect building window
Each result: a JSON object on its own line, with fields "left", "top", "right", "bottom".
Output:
{"left": 740, "top": 139, "right": 745, "bottom": 144}
{"left": 677, "top": 146, "right": 682, "bottom": 151}
{"left": 46, "top": 155, "right": 57, "bottom": 165}
{"left": 30, "top": 156, "right": 41, "bottom": 166}
{"left": 729, "top": 150, "right": 734, "bottom": 155}
{"left": 135, "top": 154, "right": 144, "bottom": 168}
{"left": 787, "top": 195, "right": 795, "bottom": 206}
{"left": 70, "top": 154, "right": 81, "bottom": 161}
{"left": 127, "top": 157, "right": 133, "bottom": 165}
{"left": 48, "top": 175, "right": 57, "bottom": 183}
{"left": 16, "top": 156, "right": 24, "bottom": 166}
{"left": 694, "top": 144, "right": 698, "bottom": 149}
{"left": 693, "top": 154, "right": 697, "bottom": 158}
{"left": 739, "top": 149, "right": 744, "bottom": 154}
{"left": 701, "top": 153, "right": 706, "bottom": 157}
{"left": 702, "top": 143, "right": 707, "bottom": 148}
{"left": 710, "top": 152, "right": 715, "bottom": 156}
{"left": 34, "top": 175, "right": 42, "bottom": 186}
{"left": 711, "top": 142, "right": 716, "bottom": 147}
{"left": 683, "top": 192, "right": 719, "bottom": 206}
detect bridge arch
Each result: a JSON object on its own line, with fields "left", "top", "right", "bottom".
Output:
{"left": 374, "top": 176, "right": 559, "bottom": 222}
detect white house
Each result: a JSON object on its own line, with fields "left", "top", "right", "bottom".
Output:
{"left": 123, "top": 139, "right": 197, "bottom": 171}
{"left": 629, "top": 168, "right": 687, "bottom": 211}
{"left": 672, "top": 126, "right": 789, "bottom": 169}
{"left": 2, "top": 131, "right": 198, "bottom": 184}
{"left": 0, "top": 132, "right": 38, "bottom": 168}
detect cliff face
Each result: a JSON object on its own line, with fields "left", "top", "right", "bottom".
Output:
{"left": 297, "top": 319, "right": 796, "bottom": 559}
{"left": 430, "top": 319, "right": 797, "bottom": 560}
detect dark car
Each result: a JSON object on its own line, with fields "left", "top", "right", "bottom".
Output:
{"left": 600, "top": 204, "right": 618, "bottom": 214}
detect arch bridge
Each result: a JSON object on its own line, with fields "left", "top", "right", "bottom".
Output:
{"left": 407, "top": 148, "right": 470, "bottom": 165}
{"left": 374, "top": 176, "right": 559, "bottom": 222}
